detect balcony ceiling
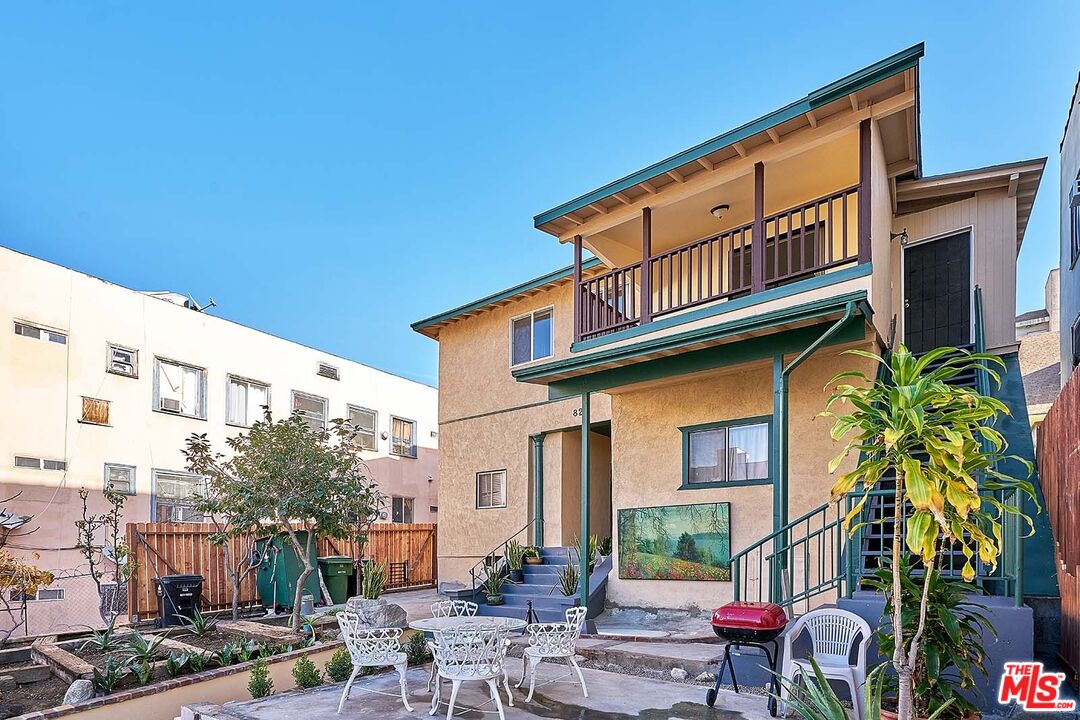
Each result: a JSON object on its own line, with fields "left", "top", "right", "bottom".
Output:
{"left": 534, "top": 43, "right": 923, "bottom": 241}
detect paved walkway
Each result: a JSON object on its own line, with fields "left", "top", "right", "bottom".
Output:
{"left": 183, "top": 664, "right": 773, "bottom": 719}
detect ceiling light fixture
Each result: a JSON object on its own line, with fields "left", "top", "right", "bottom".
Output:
{"left": 709, "top": 204, "right": 730, "bottom": 220}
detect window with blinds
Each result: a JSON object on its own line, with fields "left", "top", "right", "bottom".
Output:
{"left": 291, "top": 391, "right": 328, "bottom": 432}
{"left": 476, "top": 470, "right": 506, "bottom": 509}
{"left": 348, "top": 405, "right": 378, "bottom": 451}
{"left": 391, "top": 416, "right": 417, "bottom": 458}
{"left": 104, "top": 463, "right": 136, "bottom": 495}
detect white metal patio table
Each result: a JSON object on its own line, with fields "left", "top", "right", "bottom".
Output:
{"left": 409, "top": 616, "right": 528, "bottom": 633}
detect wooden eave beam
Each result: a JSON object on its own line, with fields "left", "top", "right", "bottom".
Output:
{"left": 1007, "top": 173, "right": 1019, "bottom": 198}
{"left": 697, "top": 157, "right": 714, "bottom": 171}
{"left": 666, "top": 169, "right": 684, "bottom": 183}
{"left": 588, "top": 202, "right": 609, "bottom": 215}
{"left": 766, "top": 128, "right": 781, "bottom": 145}
{"left": 849, "top": 91, "right": 860, "bottom": 112}
{"left": 805, "top": 110, "right": 818, "bottom": 128}
{"left": 732, "top": 142, "right": 748, "bottom": 158}
{"left": 613, "top": 192, "right": 633, "bottom": 205}
{"left": 886, "top": 159, "right": 918, "bottom": 178}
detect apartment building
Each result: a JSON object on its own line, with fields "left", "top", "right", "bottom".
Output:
{"left": 1062, "top": 72, "right": 1080, "bottom": 385}
{"left": 0, "top": 245, "right": 438, "bottom": 635}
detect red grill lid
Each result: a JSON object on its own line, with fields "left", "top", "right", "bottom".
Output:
{"left": 711, "top": 601, "right": 788, "bottom": 631}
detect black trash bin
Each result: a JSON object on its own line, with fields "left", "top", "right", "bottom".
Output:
{"left": 154, "top": 574, "right": 204, "bottom": 628}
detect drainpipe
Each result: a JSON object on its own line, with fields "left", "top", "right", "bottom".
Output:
{"left": 532, "top": 433, "right": 546, "bottom": 547}
{"left": 579, "top": 391, "right": 591, "bottom": 609}
{"left": 771, "top": 300, "right": 858, "bottom": 603}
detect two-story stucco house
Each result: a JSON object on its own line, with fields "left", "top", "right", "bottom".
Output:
{"left": 412, "top": 44, "right": 1056, "bottom": 648}
{"left": 1061, "top": 73, "right": 1080, "bottom": 386}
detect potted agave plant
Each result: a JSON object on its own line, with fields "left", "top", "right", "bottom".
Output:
{"left": 483, "top": 570, "right": 505, "bottom": 606}
{"left": 523, "top": 546, "right": 543, "bottom": 565}
{"left": 506, "top": 540, "right": 525, "bottom": 583}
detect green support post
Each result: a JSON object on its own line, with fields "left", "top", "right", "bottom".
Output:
{"left": 771, "top": 354, "right": 785, "bottom": 604}
{"left": 532, "top": 433, "right": 545, "bottom": 548}
{"left": 580, "top": 391, "right": 591, "bottom": 609}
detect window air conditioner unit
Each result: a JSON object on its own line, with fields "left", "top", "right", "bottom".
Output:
{"left": 160, "top": 397, "right": 182, "bottom": 413}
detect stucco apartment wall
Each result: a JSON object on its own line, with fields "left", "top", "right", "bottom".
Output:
{"left": 1061, "top": 81, "right": 1080, "bottom": 386}
{"left": 607, "top": 345, "right": 871, "bottom": 610}
{"left": 0, "top": 246, "right": 438, "bottom": 634}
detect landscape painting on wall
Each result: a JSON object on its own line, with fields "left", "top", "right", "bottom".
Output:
{"left": 617, "top": 502, "right": 731, "bottom": 581}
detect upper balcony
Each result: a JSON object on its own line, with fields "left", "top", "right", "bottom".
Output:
{"left": 533, "top": 44, "right": 923, "bottom": 352}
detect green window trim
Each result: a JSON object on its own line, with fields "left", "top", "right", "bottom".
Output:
{"left": 679, "top": 415, "right": 773, "bottom": 490}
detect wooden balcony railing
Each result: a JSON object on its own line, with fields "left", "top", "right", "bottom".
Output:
{"left": 573, "top": 184, "right": 866, "bottom": 343}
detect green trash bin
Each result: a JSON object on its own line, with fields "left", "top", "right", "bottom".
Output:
{"left": 318, "top": 556, "right": 355, "bottom": 605}
{"left": 255, "top": 531, "right": 322, "bottom": 612}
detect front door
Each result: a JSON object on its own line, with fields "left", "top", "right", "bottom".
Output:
{"left": 903, "top": 230, "right": 972, "bottom": 353}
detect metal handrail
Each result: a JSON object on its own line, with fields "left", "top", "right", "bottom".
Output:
{"left": 468, "top": 518, "right": 543, "bottom": 598}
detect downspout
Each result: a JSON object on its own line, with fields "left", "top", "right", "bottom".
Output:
{"left": 532, "top": 433, "right": 546, "bottom": 548}
{"left": 771, "top": 300, "right": 859, "bottom": 603}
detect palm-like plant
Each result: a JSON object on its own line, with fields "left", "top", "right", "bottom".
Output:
{"left": 178, "top": 608, "right": 218, "bottom": 636}
{"left": 122, "top": 628, "right": 168, "bottom": 665}
{"left": 822, "top": 344, "right": 1037, "bottom": 720}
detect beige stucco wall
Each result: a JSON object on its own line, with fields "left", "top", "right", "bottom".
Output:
{"left": 892, "top": 191, "right": 1019, "bottom": 352}
{"left": 557, "top": 430, "right": 613, "bottom": 546}
{"left": 0, "top": 246, "right": 439, "bottom": 636}
{"left": 606, "top": 345, "right": 872, "bottom": 610}
{"left": 869, "top": 119, "right": 894, "bottom": 341}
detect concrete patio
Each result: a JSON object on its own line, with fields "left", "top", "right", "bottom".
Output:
{"left": 182, "top": 664, "right": 774, "bottom": 720}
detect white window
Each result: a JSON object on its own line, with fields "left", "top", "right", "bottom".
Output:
{"left": 104, "top": 463, "right": 136, "bottom": 495}
{"left": 14, "top": 321, "right": 66, "bottom": 345}
{"left": 510, "top": 308, "right": 553, "bottom": 366}
{"left": 391, "top": 416, "right": 417, "bottom": 458}
{"left": 476, "top": 470, "right": 506, "bottom": 509}
{"left": 14, "top": 456, "right": 66, "bottom": 471}
{"left": 348, "top": 405, "right": 378, "bottom": 451}
{"left": 107, "top": 344, "right": 138, "bottom": 378}
{"left": 10, "top": 587, "right": 64, "bottom": 602}
{"left": 227, "top": 376, "right": 270, "bottom": 427}
{"left": 391, "top": 497, "right": 414, "bottom": 524}
{"left": 292, "top": 391, "right": 328, "bottom": 431}
{"left": 153, "top": 470, "right": 205, "bottom": 522}
{"left": 317, "top": 362, "right": 340, "bottom": 380}
{"left": 154, "top": 358, "right": 206, "bottom": 418}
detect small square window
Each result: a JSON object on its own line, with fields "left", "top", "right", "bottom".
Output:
{"left": 429, "top": 505, "right": 438, "bottom": 514}
{"left": 105, "top": 463, "right": 136, "bottom": 495}
{"left": 348, "top": 406, "right": 378, "bottom": 451}
{"left": 42, "top": 459, "right": 67, "bottom": 471}
{"left": 317, "top": 362, "right": 340, "bottom": 380}
{"left": 510, "top": 308, "right": 554, "bottom": 366}
{"left": 391, "top": 416, "right": 417, "bottom": 458}
{"left": 391, "top": 497, "right": 414, "bottom": 523}
{"left": 81, "top": 397, "right": 110, "bottom": 426}
{"left": 292, "top": 391, "right": 328, "bottom": 432}
{"left": 682, "top": 419, "right": 771, "bottom": 488}
{"left": 476, "top": 470, "right": 506, "bottom": 509}
{"left": 1071, "top": 173, "right": 1080, "bottom": 268}
{"left": 107, "top": 344, "right": 138, "bottom": 378}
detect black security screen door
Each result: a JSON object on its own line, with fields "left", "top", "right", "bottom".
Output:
{"left": 903, "top": 231, "right": 972, "bottom": 354}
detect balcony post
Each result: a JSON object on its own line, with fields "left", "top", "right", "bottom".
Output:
{"left": 640, "top": 207, "right": 652, "bottom": 325}
{"left": 573, "top": 235, "right": 583, "bottom": 342}
{"left": 858, "top": 118, "right": 871, "bottom": 264}
{"left": 752, "top": 161, "right": 765, "bottom": 293}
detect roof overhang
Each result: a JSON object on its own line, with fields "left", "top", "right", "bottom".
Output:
{"left": 894, "top": 158, "right": 1046, "bottom": 250}
{"left": 534, "top": 43, "right": 924, "bottom": 237}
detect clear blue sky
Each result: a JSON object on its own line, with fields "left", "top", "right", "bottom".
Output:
{"left": 2, "top": 3, "right": 1077, "bottom": 386}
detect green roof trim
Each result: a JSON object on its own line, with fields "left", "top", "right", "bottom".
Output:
{"left": 533, "top": 43, "right": 924, "bottom": 229}
{"left": 513, "top": 290, "right": 870, "bottom": 384}
{"left": 411, "top": 256, "right": 603, "bottom": 333}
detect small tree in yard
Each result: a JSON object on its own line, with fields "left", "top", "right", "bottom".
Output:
{"left": 75, "top": 488, "right": 135, "bottom": 626}
{"left": 822, "top": 345, "right": 1037, "bottom": 720}
{"left": 185, "top": 411, "right": 383, "bottom": 632}
{"left": 0, "top": 550, "right": 54, "bottom": 645}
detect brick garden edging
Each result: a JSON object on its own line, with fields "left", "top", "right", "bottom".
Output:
{"left": 12, "top": 640, "right": 344, "bottom": 720}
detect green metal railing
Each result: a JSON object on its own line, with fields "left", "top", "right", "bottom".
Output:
{"left": 468, "top": 517, "right": 543, "bottom": 598}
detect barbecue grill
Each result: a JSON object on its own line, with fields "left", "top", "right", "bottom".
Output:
{"left": 706, "top": 601, "right": 788, "bottom": 714}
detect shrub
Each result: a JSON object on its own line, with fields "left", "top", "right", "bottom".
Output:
{"left": 325, "top": 646, "right": 353, "bottom": 682}
{"left": 187, "top": 651, "right": 210, "bottom": 673}
{"left": 165, "top": 651, "right": 189, "bottom": 678}
{"left": 506, "top": 540, "right": 525, "bottom": 571}
{"left": 178, "top": 608, "right": 218, "bottom": 636}
{"left": 403, "top": 631, "right": 430, "bottom": 665}
{"left": 292, "top": 654, "right": 323, "bottom": 689}
{"left": 131, "top": 659, "right": 153, "bottom": 686}
{"left": 92, "top": 658, "right": 128, "bottom": 695}
{"left": 360, "top": 560, "right": 387, "bottom": 600}
{"left": 248, "top": 657, "right": 274, "bottom": 698}
{"left": 123, "top": 628, "right": 168, "bottom": 665}
{"left": 558, "top": 551, "right": 579, "bottom": 597}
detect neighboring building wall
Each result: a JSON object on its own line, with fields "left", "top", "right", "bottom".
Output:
{"left": 1017, "top": 270, "right": 1061, "bottom": 428}
{"left": 1061, "top": 75, "right": 1080, "bottom": 386}
{"left": 0, "top": 246, "right": 438, "bottom": 635}
{"left": 607, "top": 345, "right": 872, "bottom": 610}
{"left": 892, "top": 190, "right": 1019, "bottom": 353}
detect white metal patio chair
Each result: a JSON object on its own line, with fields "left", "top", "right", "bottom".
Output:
{"left": 431, "top": 599, "right": 479, "bottom": 618}
{"left": 428, "top": 624, "right": 513, "bottom": 720}
{"left": 427, "top": 600, "right": 480, "bottom": 690}
{"left": 779, "top": 608, "right": 872, "bottom": 720}
{"left": 335, "top": 612, "right": 413, "bottom": 714}
{"left": 516, "top": 605, "right": 589, "bottom": 703}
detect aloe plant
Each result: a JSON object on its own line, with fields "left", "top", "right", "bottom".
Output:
{"left": 506, "top": 540, "right": 525, "bottom": 571}
{"left": 557, "top": 551, "right": 579, "bottom": 597}
{"left": 165, "top": 651, "right": 189, "bottom": 678}
{"left": 79, "top": 620, "right": 119, "bottom": 654}
{"left": 178, "top": 608, "right": 218, "bottom": 636}
{"left": 122, "top": 628, "right": 168, "bottom": 665}
{"left": 92, "top": 658, "right": 129, "bottom": 694}
{"left": 360, "top": 559, "right": 387, "bottom": 600}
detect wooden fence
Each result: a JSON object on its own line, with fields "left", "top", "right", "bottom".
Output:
{"left": 126, "top": 522, "right": 438, "bottom": 620}
{"left": 1037, "top": 369, "right": 1080, "bottom": 678}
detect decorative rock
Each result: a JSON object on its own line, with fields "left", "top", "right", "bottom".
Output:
{"left": 0, "top": 677, "right": 13, "bottom": 692}
{"left": 63, "top": 679, "right": 95, "bottom": 705}
{"left": 343, "top": 597, "right": 408, "bottom": 628}
{"left": 695, "top": 671, "right": 714, "bottom": 682}
{"left": 670, "top": 667, "right": 688, "bottom": 682}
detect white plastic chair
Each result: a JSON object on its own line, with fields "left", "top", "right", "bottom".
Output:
{"left": 516, "top": 606, "right": 589, "bottom": 703}
{"left": 429, "top": 624, "right": 513, "bottom": 720}
{"left": 427, "top": 600, "right": 479, "bottom": 690}
{"left": 779, "top": 608, "right": 872, "bottom": 720}
{"left": 335, "top": 613, "right": 412, "bottom": 714}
